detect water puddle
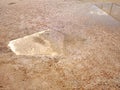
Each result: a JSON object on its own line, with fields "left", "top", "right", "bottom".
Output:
{"left": 95, "top": 3, "right": 120, "bottom": 21}
{"left": 8, "top": 30, "right": 65, "bottom": 56}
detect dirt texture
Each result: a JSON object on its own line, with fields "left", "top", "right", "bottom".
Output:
{"left": 0, "top": 0, "right": 120, "bottom": 90}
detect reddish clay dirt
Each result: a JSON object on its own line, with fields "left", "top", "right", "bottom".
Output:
{"left": 0, "top": 0, "right": 120, "bottom": 90}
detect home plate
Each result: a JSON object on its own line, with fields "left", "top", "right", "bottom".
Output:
{"left": 8, "top": 30, "right": 64, "bottom": 56}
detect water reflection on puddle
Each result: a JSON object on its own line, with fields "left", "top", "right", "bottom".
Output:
{"left": 8, "top": 30, "right": 65, "bottom": 56}
{"left": 90, "top": 9, "right": 108, "bottom": 16}
{"left": 95, "top": 3, "right": 120, "bottom": 21}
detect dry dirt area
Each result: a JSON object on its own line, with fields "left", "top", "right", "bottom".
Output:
{"left": 0, "top": 0, "right": 120, "bottom": 90}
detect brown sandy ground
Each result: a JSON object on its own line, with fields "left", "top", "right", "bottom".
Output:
{"left": 0, "top": 0, "right": 120, "bottom": 90}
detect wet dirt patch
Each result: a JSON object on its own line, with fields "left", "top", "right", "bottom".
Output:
{"left": 8, "top": 2, "right": 16, "bottom": 5}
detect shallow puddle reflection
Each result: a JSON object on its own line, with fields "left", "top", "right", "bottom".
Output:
{"left": 95, "top": 3, "right": 120, "bottom": 21}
